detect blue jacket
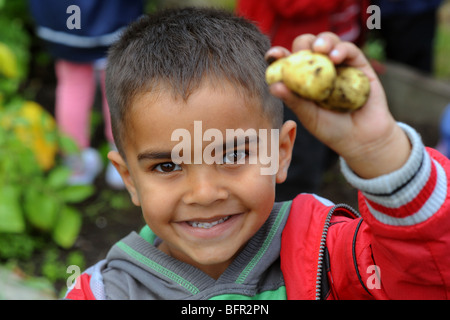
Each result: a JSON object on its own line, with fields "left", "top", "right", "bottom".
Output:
{"left": 372, "top": 0, "right": 443, "bottom": 17}
{"left": 29, "top": 0, "right": 143, "bottom": 62}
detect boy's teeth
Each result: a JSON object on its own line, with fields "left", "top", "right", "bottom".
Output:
{"left": 188, "top": 216, "right": 230, "bottom": 229}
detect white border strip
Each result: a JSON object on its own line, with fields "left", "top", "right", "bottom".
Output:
{"left": 340, "top": 123, "right": 424, "bottom": 196}
{"left": 365, "top": 159, "right": 447, "bottom": 226}
{"left": 363, "top": 148, "right": 431, "bottom": 208}
{"left": 36, "top": 26, "right": 124, "bottom": 48}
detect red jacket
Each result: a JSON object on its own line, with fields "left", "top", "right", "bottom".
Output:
{"left": 237, "top": 0, "right": 370, "bottom": 48}
{"left": 281, "top": 146, "right": 450, "bottom": 299}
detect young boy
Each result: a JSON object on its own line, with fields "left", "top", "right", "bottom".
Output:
{"left": 65, "top": 7, "right": 450, "bottom": 300}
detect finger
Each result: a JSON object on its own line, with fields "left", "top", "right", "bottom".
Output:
{"left": 269, "top": 82, "right": 295, "bottom": 101}
{"left": 311, "top": 33, "right": 376, "bottom": 78}
{"left": 291, "top": 33, "right": 316, "bottom": 52}
{"left": 328, "top": 41, "right": 366, "bottom": 67}
{"left": 269, "top": 82, "right": 315, "bottom": 114}
{"left": 329, "top": 42, "right": 377, "bottom": 81}
{"left": 265, "top": 46, "right": 290, "bottom": 64}
{"left": 311, "top": 32, "right": 341, "bottom": 54}
{"left": 269, "top": 82, "right": 322, "bottom": 135}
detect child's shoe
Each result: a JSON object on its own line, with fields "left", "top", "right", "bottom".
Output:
{"left": 65, "top": 148, "right": 103, "bottom": 185}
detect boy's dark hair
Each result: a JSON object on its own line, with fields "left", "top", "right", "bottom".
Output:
{"left": 106, "top": 7, "right": 284, "bottom": 156}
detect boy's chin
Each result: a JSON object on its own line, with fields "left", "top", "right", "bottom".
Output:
{"left": 190, "top": 245, "right": 241, "bottom": 266}
{"left": 171, "top": 241, "right": 246, "bottom": 278}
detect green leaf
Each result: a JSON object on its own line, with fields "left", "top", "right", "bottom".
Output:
{"left": 0, "top": 185, "right": 25, "bottom": 232}
{"left": 58, "top": 134, "right": 79, "bottom": 155}
{"left": 52, "top": 206, "right": 82, "bottom": 249}
{"left": 58, "top": 184, "right": 94, "bottom": 203}
{"left": 47, "top": 166, "right": 71, "bottom": 189}
{"left": 24, "top": 189, "right": 59, "bottom": 231}
{"left": 0, "top": 233, "right": 36, "bottom": 259}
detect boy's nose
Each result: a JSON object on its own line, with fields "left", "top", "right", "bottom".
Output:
{"left": 182, "top": 168, "right": 229, "bottom": 206}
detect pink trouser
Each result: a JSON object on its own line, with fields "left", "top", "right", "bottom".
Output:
{"left": 55, "top": 60, "right": 113, "bottom": 149}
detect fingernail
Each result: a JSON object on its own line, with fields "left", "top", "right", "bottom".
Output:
{"left": 330, "top": 49, "right": 339, "bottom": 58}
{"left": 266, "top": 47, "right": 280, "bottom": 55}
{"left": 314, "top": 38, "right": 325, "bottom": 47}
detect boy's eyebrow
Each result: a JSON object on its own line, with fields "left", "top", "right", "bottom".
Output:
{"left": 223, "top": 135, "right": 259, "bottom": 149}
{"left": 137, "top": 135, "right": 260, "bottom": 161}
{"left": 137, "top": 150, "right": 173, "bottom": 162}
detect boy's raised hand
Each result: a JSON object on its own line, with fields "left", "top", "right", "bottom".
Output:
{"left": 266, "top": 32, "right": 411, "bottom": 179}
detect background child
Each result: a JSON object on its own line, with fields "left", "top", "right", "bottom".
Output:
{"left": 66, "top": 7, "right": 450, "bottom": 300}
{"left": 28, "top": 0, "right": 143, "bottom": 187}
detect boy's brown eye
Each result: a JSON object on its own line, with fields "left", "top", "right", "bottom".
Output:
{"left": 223, "top": 150, "right": 247, "bottom": 164}
{"left": 154, "top": 162, "right": 181, "bottom": 173}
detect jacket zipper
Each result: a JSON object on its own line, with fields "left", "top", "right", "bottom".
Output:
{"left": 315, "top": 203, "right": 360, "bottom": 300}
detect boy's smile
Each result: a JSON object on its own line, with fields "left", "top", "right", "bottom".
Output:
{"left": 108, "top": 81, "right": 295, "bottom": 279}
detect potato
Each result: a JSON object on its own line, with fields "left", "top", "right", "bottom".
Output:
{"left": 266, "top": 50, "right": 370, "bottom": 111}
{"left": 319, "top": 66, "right": 370, "bottom": 111}
{"left": 265, "top": 57, "right": 286, "bottom": 85}
{"left": 282, "top": 50, "right": 336, "bottom": 101}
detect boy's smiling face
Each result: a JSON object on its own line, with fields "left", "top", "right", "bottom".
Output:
{"left": 109, "top": 82, "right": 295, "bottom": 279}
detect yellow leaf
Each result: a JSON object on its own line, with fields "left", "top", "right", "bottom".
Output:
{"left": 15, "top": 101, "right": 58, "bottom": 170}
{"left": 0, "top": 42, "right": 18, "bottom": 79}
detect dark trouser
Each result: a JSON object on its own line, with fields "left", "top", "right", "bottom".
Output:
{"left": 378, "top": 9, "right": 438, "bottom": 74}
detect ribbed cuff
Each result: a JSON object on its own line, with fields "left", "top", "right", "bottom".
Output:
{"left": 339, "top": 123, "right": 447, "bottom": 226}
{"left": 340, "top": 122, "right": 424, "bottom": 196}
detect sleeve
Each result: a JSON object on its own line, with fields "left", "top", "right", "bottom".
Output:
{"left": 336, "top": 122, "right": 450, "bottom": 299}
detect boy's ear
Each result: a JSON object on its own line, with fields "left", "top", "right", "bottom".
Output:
{"left": 276, "top": 120, "right": 296, "bottom": 184}
{"left": 107, "top": 150, "right": 141, "bottom": 206}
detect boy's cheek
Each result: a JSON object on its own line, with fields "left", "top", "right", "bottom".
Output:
{"left": 243, "top": 170, "right": 276, "bottom": 210}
